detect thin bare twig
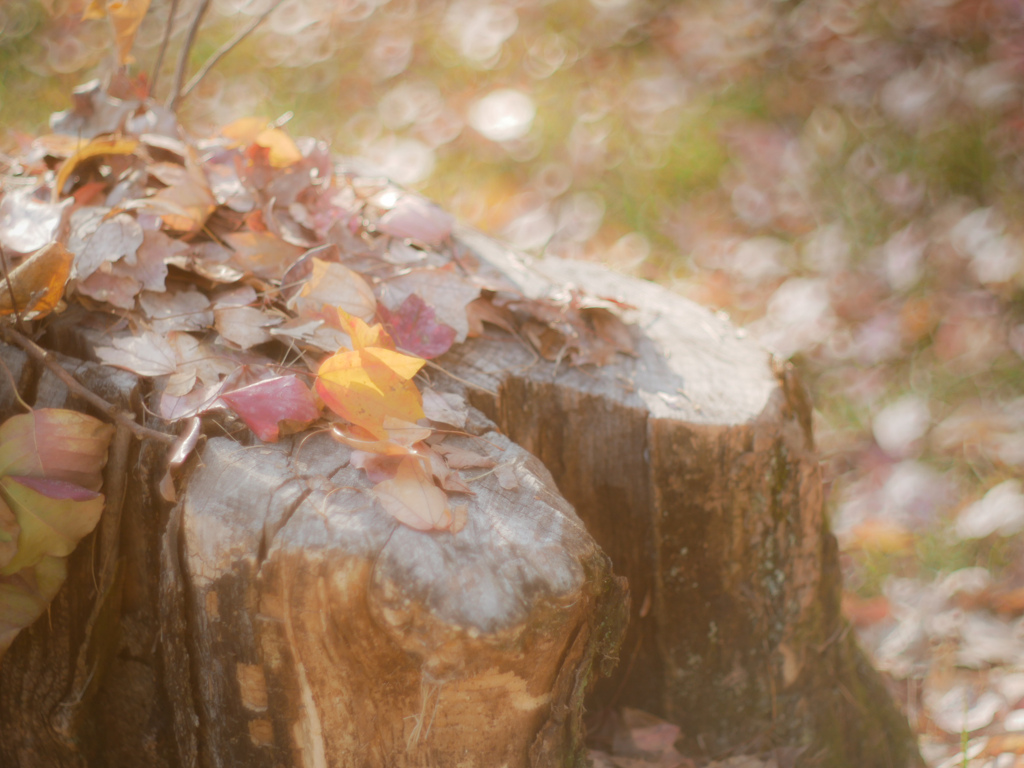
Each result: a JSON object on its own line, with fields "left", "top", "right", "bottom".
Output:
{"left": 420, "top": 359, "right": 498, "bottom": 397}
{"left": 180, "top": 0, "right": 286, "bottom": 101}
{"left": 166, "top": 0, "right": 213, "bottom": 112}
{"left": 0, "top": 353, "right": 31, "bottom": 412}
{"left": 0, "top": 325, "right": 175, "bottom": 445}
{"left": 0, "top": 245, "right": 27, "bottom": 336}
{"left": 149, "top": 0, "right": 181, "bottom": 97}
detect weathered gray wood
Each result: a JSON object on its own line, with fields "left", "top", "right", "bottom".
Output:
{"left": 444, "top": 228, "right": 921, "bottom": 767}
{"left": 164, "top": 425, "right": 626, "bottom": 768}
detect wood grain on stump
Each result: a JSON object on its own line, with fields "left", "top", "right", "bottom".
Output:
{"left": 161, "top": 426, "right": 625, "bottom": 768}
{"left": 446, "top": 229, "right": 921, "bottom": 767}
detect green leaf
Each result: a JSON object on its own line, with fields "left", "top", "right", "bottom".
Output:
{"left": 0, "top": 409, "right": 115, "bottom": 491}
{"left": 0, "top": 475, "right": 104, "bottom": 575}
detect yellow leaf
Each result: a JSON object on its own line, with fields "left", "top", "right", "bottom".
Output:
{"left": 0, "top": 242, "right": 74, "bottom": 319}
{"left": 255, "top": 128, "right": 303, "bottom": 168}
{"left": 53, "top": 137, "right": 138, "bottom": 203}
{"left": 107, "top": 0, "right": 151, "bottom": 64}
{"left": 316, "top": 347, "right": 425, "bottom": 439}
{"left": 221, "top": 117, "right": 270, "bottom": 147}
{"left": 362, "top": 347, "right": 426, "bottom": 380}
{"left": 339, "top": 311, "right": 392, "bottom": 350}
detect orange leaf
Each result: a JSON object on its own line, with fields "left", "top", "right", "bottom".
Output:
{"left": 0, "top": 242, "right": 74, "bottom": 319}
{"left": 316, "top": 347, "right": 425, "bottom": 439}
{"left": 372, "top": 456, "right": 452, "bottom": 531}
{"left": 255, "top": 128, "right": 302, "bottom": 168}
{"left": 52, "top": 137, "right": 138, "bottom": 203}
{"left": 337, "top": 310, "right": 393, "bottom": 350}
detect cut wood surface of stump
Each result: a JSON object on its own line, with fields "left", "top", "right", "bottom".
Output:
{"left": 161, "top": 427, "right": 626, "bottom": 768}
{"left": 0, "top": 226, "right": 921, "bottom": 767}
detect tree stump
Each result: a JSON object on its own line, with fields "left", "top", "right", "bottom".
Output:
{"left": 0, "top": 228, "right": 920, "bottom": 767}
{"left": 443, "top": 229, "right": 922, "bottom": 767}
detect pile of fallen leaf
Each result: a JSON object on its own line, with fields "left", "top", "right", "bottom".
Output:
{"left": 0, "top": 73, "right": 635, "bottom": 527}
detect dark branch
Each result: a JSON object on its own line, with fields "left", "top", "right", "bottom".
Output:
{"left": 0, "top": 325, "right": 175, "bottom": 445}
{"left": 180, "top": 0, "right": 286, "bottom": 101}
{"left": 166, "top": 0, "right": 212, "bottom": 112}
{"left": 149, "top": 0, "right": 181, "bottom": 98}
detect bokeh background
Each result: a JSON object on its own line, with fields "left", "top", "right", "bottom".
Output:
{"left": 4, "top": 0, "right": 1024, "bottom": 763}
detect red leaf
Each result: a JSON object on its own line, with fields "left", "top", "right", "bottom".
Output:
{"left": 378, "top": 294, "right": 457, "bottom": 359}
{"left": 221, "top": 376, "right": 320, "bottom": 442}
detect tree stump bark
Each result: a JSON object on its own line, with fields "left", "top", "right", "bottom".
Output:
{"left": 0, "top": 228, "right": 920, "bottom": 768}
{"left": 443, "top": 229, "right": 922, "bottom": 767}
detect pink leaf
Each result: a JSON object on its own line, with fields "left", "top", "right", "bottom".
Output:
{"left": 378, "top": 294, "right": 457, "bottom": 359}
{"left": 220, "top": 375, "right": 320, "bottom": 442}
{"left": 9, "top": 476, "right": 100, "bottom": 502}
{"left": 372, "top": 456, "right": 452, "bottom": 531}
{"left": 376, "top": 194, "right": 453, "bottom": 246}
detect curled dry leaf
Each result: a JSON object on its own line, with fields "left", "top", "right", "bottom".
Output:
{"left": 288, "top": 257, "right": 376, "bottom": 321}
{"left": 224, "top": 230, "right": 305, "bottom": 280}
{"left": 434, "top": 443, "right": 496, "bottom": 470}
{"left": 0, "top": 409, "right": 115, "bottom": 491}
{"left": 215, "top": 306, "right": 282, "bottom": 349}
{"left": 95, "top": 331, "right": 178, "bottom": 377}
{"left": 466, "top": 295, "right": 518, "bottom": 337}
{"left": 49, "top": 79, "right": 138, "bottom": 139}
{"left": 494, "top": 463, "right": 519, "bottom": 491}
{"left": 0, "top": 190, "right": 72, "bottom": 254}
{"left": 421, "top": 388, "right": 468, "bottom": 429}
{"left": 90, "top": 0, "right": 152, "bottom": 65}
{"left": 376, "top": 193, "right": 454, "bottom": 247}
{"left": 52, "top": 137, "right": 138, "bottom": 203}
{"left": 372, "top": 455, "right": 453, "bottom": 532}
{"left": 70, "top": 211, "right": 144, "bottom": 281}
{"left": 331, "top": 421, "right": 431, "bottom": 456}
{"left": 0, "top": 242, "right": 74, "bottom": 319}
{"left": 144, "top": 158, "right": 218, "bottom": 235}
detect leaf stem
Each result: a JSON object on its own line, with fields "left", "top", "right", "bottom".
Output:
{"left": 420, "top": 359, "right": 498, "bottom": 397}
{"left": 0, "top": 325, "right": 175, "bottom": 444}
{"left": 0, "top": 245, "right": 27, "bottom": 336}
